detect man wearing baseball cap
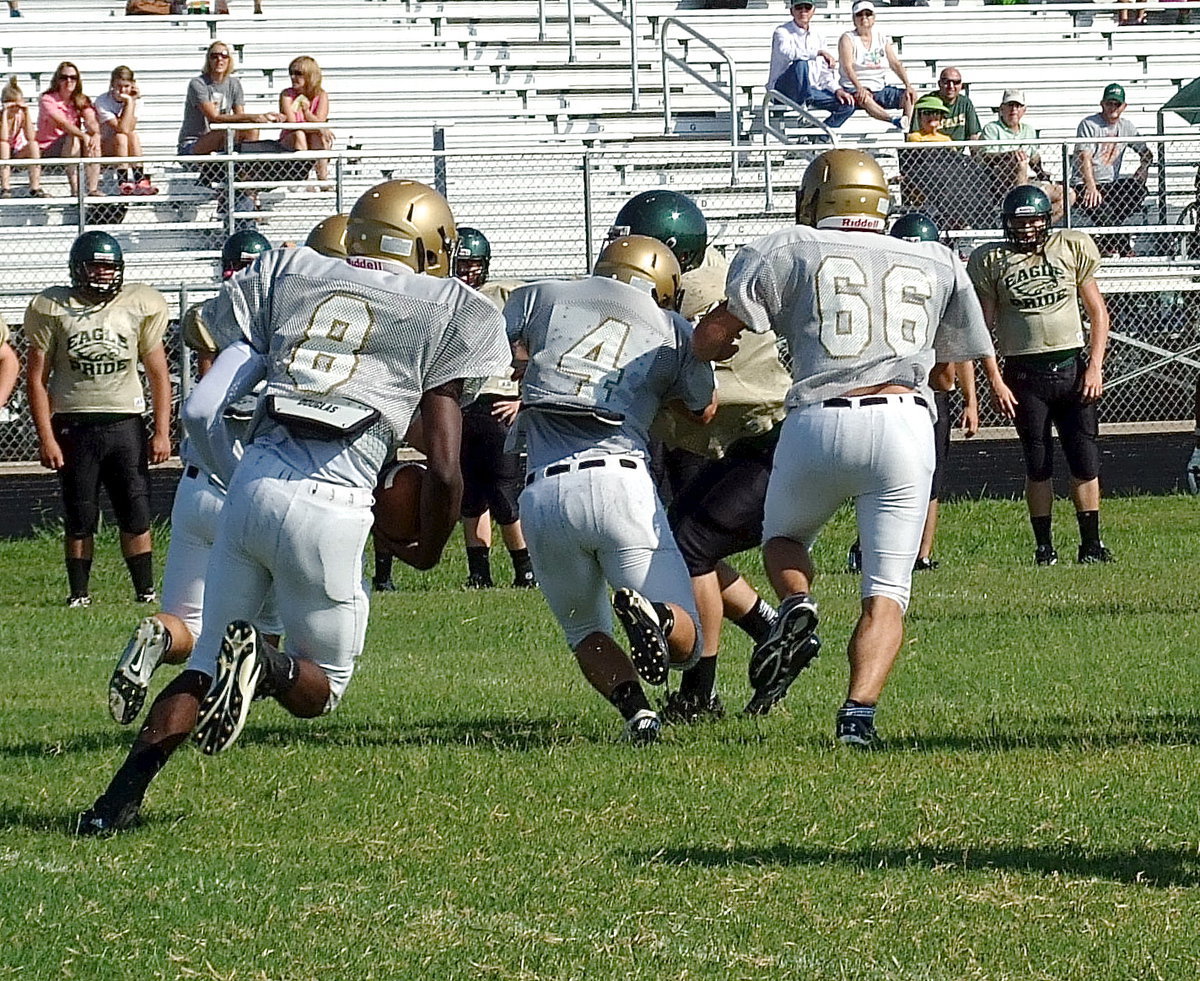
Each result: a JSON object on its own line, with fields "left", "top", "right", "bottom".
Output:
{"left": 909, "top": 66, "right": 981, "bottom": 142}
{"left": 768, "top": 0, "right": 856, "bottom": 129}
{"left": 979, "top": 88, "right": 1071, "bottom": 221}
{"left": 1072, "top": 82, "right": 1153, "bottom": 255}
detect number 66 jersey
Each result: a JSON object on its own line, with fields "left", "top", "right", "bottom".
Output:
{"left": 725, "top": 225, "right": 994, "bottom": 412}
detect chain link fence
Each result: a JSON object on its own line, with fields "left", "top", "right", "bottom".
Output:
{"left": 1, "top": 136, "right": 1198, "bottom": 461}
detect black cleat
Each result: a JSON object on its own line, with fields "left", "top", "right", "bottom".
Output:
{"left": 513, "top": 569, "right": 538, "bottom": 589}
{"left": 464, "top": 574, "right": 494, "bottom": 590}
{"left": 913, "top": 556, "right": 939, "bottom": 571}
{"left": 747, "top": 593, "right": 819, "bottom": 710}
{"left": 1077, "top": 541, "right": 1114, "bottom": 564}
{"left": 612, "top": 588, "right": 670, "bottom": 687}
{"left": 846, "top": 540, "right": 862, "bottom": 574}
{"left": 836, "top": 705, "right": 884, "bottom": 750}
{"left": 75, "top": 798, "right": 142, "bottom": 836}
{"left": 1034, "top": 544, "right": 1058, "bottom": 566}
{"left": 744, "top": 633, "right": 822, "bottom": 716}
{"left": 661, "top": 690, "right": 725, "bottom": 725}
{"left": 193, "top": 621, "right": 263, "bottom": 756}
{"left": 108, "top": 616, "right": 168, "bottom": 725}
{"left": 624, "top": 709, "right": 661, "bottom": 746}
{"left": 372, "top": 578, "right": 397, "bottom": 592}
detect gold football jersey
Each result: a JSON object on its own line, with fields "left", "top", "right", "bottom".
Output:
{"left": 24, "top": 283, "right": 169, "bottom": 414}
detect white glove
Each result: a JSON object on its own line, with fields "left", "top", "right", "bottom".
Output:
{"left": 1187, "top": 446, "right": 1200, "bottom": 495}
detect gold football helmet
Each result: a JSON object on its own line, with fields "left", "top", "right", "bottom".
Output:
{"left": 346, "top": 180, "right": 457, "bottom": 276}
{"left": 795, "top": 149, "right": 891, "bottom": 232}
{"left": 306, "top": 213, "right": 349, "bottom": 258}
{"left": 593, "top": 234, "right": 684, "bottom": 311}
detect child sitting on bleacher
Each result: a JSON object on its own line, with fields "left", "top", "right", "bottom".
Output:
{"left": 0, "top": 75, "right": 45, "bottom": 197}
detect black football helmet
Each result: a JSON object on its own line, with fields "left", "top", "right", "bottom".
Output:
{"left": 221, "top": 230, "right": 271, "bottom": 279}
{"left": 889, "top": 212, "right": 940, "bottom": 243}
{"left": 1001, "top": 185, "right": 1052, "bottom": 252}
{"left": 69, "top": 231, "right": 124, "bottom": 302}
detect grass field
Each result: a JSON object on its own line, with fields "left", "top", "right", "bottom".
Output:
{"left": 3, "top": 496, "right": 1200, "bottom": 981}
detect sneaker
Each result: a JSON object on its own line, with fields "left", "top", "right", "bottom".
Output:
{"left": 846, "top": 540, "right": 862, "bottom": 574}
{"left": 134, "top": 177, "right": 159, "bottom": 195}
{"left": 1034, "top": 544, "right": 1058, "bottom": 567}
{"left": 1077, "top": 541, "right": 1114, "bottom": 564}
{"left": 623, "top": 708, "right": 661, "bottom": 746}
{"left": 67, "top": 594, "right": 92, "bottom": 609}
{"left": 119, "top": 181, "right": 136, "bottom": 196}
{"left": 513, "top": 569, "right": 538, "bottom": 589}
{"left": 747, "top": 594, "right": 820, "bottom": 709}
{"left": 1187, "top": 447, "right": 1200, "bottom": 494}
{"left": 744, "top": 633, "right": 821, "bottom": 716}
{"left": 136, "top": 590, "right": 157, "bottom": 604}
{"left": 372, "top": 578, "right": 397, "bottom": 592}
{"left": 29, "top": 188, "right": 47, "bottom": 198}
{"left": 109, "top": 616, "right": 168, "bottom": 725}
{"left": 913, "top": 556, "right": 939, "bottom": 571}
{"left": 75, "top": 798, "right": 142, "bottom": 836}
{"left": 464, "top": 574, "right": 494, "bottom": 589}
{"left": 836, "top": 705, "right": 883, "bottom": 750}
{"left": 193, "top": 621, "right": 263, "bottom": 756}
{"left": 661, "top": 689, "right": 725, "bottom": 725}
{"left": 612, "top": 588, "right": 670, "bottom": 687}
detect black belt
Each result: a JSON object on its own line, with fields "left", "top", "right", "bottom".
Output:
{"left": 823, "top": 395, "right": 928, "bottom": 409}
{"left": 525, "top": 456, "right": 639, "bottom": 486}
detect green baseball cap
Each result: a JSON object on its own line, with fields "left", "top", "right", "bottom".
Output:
{"left": 1102, "top": 83, "right": 1126, "bottom": 104}
{"left": 914, "top": 94, "right": 949, "bottom": 115}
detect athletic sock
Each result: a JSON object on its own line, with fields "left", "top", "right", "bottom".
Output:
{"left": 125, "top": 551, "right": 154, "bottom": 597}
{"left": 1030, "top": 514, "right": 1053, "bottom": 549}
{"left": 1076, "top": 509, "right": 1101, "bottom": 546}
{"left": 66, "top": 556, "right": 92, "bottom": 598}
{"left": 256, "top": 642, "right": 299, "bottom": 699}
{"left": 650, "top": 601, "right": 675, "bottom": 638}
{"left": 609, "top": 679, "right": 653, "bottom": 721}
{"left": 509, "top": 547, "right": 534, "bottom": 581}
{"left": 374, "top": 551, "right": 394, "bottom": 584}
{"left": 679, "top": 655, "right": 717, "bottom": 702}
{"left": 733, "top": 597, "right": 778, "bottom": 645}
{"left": 100, "top": 742, "right": 169, "bottom": 811}
{"left": 466, "top": 546, "right": 492, "bottom": 582}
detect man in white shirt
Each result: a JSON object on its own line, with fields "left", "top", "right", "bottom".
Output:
{"left": 768, "top": 0, "right": 855, "bottom": 128}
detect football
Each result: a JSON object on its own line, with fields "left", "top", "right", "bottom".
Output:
{"left": 373, "top": 461, "right": 426, "bottom": 548}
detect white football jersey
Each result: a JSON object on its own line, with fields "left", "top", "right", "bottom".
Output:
{"left": 726, "top": 226, "right": 994, "bottom": 413}
{"left": 199, "top": 246, "right": 510, "bottom": 486}
{"left": 180, "top": 341, "right": 267, "bottom": 488}
{"left": 504, "top": 276, "right": 715, "bottom": 470}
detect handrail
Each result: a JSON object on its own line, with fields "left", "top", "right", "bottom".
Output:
{"left": 660, "top": 16, "right": 740, "bottom": 158}
{"left": 761, "top": 89, "right": 838, "bottom": 147}
{"left": 576, "top": 0, "right": 640, "bottom": 110}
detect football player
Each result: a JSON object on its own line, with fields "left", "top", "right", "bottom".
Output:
{"left": 694, "top": 149, "right": 1004, "bottom": 748}
{"left": 1188, "top": 378, "right": 1200, "bottom": 494}
{"left": 503, "top": 235, "right": 716, "bottom": 745}
{"left": 77, "top": 179, "right": 510, "bottom": 834}
{"left": 24, "top": 232, "right": 173, "bottom": 608}
{"left": 968, "top": 185, "right": 1113, "bottom": 565}
{"left": 452, "top": 226, "right": 535, "bottom": 591}
{"left": 612, "top": 190, "right": 796, "bottom": 722}
{"left": 220, "top": 228, "right": 271, "bottom": 279}
{"left": 305, "top": 213, "right": 348, "bottom": 259}
{"left": 0, "top": 311, "right": 19, "bottom": 415}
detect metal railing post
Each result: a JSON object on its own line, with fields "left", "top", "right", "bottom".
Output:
{"left": 538, "top": 0, "right": 546, "bottom": 42}
{"left": 566, "top": 0, "right": 576, "bottom": 63}
{"left": 629, "top": 0, "right": 639, "bottom": 111}
{"left": 582, "top": 148, "right": 594, "bottom": 272}
{"left": 225, "top": 128, "right": 237, "bottom": 236}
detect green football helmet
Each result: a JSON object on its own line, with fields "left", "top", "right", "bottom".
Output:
{"left": 889, "top": 212, "right": 940, "bottom": 243}
{"left": 1001, "top": 185, "right": 1052, "bottom": 252}
{"left": 69, "top": 231, "right": 124, "bottom": 301}
{"left": 306, "top": 213, "right": 349, "bottom": 258}
{"left": 606, "top": 190, "right": 707, "bottom": 274}
{"left": 455, "top": 226, "right": 491, "bottom": 289}
{"left": 221, "top": 230, "right": 271, "bottom": 279}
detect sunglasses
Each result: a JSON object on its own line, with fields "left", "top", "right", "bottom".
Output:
{"left": 211, "top": 51, "right": 231, "bottom": 59}
{"left": 940, "top": 78, "right": 963, "bottom": 86}
{"left": 290, "top": 69, "right": 305, "bottom": 76}
{"left": 58, "top": 73, "right": 79, "bottom": 81}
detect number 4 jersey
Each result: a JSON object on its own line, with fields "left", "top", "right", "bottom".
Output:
{"left": 503, "top": 276, "right": 716, "bottom": 471}
{"left": 725, "top": 226, "right": 994, "bottom": 414}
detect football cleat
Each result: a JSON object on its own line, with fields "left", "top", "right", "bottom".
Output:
{"left": 109, "top": 616, "right": 168, "bottom": 725}
{"left": 747, "top": 594, "right": 819, "bottom": 710}
{"left": 1034, "top": 544, "right": 1058, "bottom": 567}
{"left": 1077, "top": 542, "right": 1115, "bottom": 564}
{"left": 744, "top": 633, "right": 822, "bottom": 716}
{"left": 75, "top": 798, "right": 142, "bottom": 836}
{"left": 612, "top": 588, "right": 670, "bottom": 687}
{"left": 193, "top": 621, "right": 263, "bottom": 756}
{"left": 372, "top": 578, "right": 397, "bottom": 593}
{"left": 67, "top": 594, "right": 92, "bottom": 609}
{"left": 464, "top": 573, "right": 494, "bottom": 590}
{"left": 836, "top": 704, "right": 884, "bottom": 750}
{"left": 661, "top": 690, "right": 725, "bottom": 725}
{"left": 623, "top": 708, "right": 662, "bottom": 746}
{"left": 1187, "top": 447, "right": 1200, "bottom": 495}
{"left": 913, "top": 556, "right": 939, "bottom": 571}
{"left": 513, "top": 569, "right": 538, "bottom": 589}
{"left": 136, "top": 590, "right": 157, "bottom": 604}
{"left": 846, "top": 540, "right": 862, "bottom": 574}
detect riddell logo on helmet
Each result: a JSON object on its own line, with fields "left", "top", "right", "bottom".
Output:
{"left": 818, "top": 215, "right": 886, "bottom": 231}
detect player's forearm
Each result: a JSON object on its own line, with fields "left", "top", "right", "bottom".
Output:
{"left": 954, "top": 359, "right": 977, "bottom": 409}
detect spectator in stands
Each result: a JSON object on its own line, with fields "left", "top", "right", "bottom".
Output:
{"left": 280, "top": 56, "right": 333, "bottom": 183}
{"left": 177, "top": 40, "right": 283, "bottom": 156}
{"left": 95, "top": 66, "right": 157, "bottom": 196}
{"left": 910, "top": 67, "right": 982, "bottom": 142}
{"left": 1072, "top": 82, "right": 1153, "bottom": 256}
{"left": 37, "top": 62, "right": 101, "bottom": 197}
{"left": 0, "top": 313, "right": 18, "bottom": 415}
{"left": 6, "top": 0, "right": 20, "bottom": 17}
{"left": 1, "top": 75, "right": 45, "bottom": 197}
{"left": 768, "top": 0, "right": 855, "bottom": 129}
{"left": 978, "top": 89, "right": 1071, "bottom": 221}
{"left": 837, "top": 0, "right": 915, "bottom": 131}
{"left": 906, "top": 94, "right": 950, "bottom": 142}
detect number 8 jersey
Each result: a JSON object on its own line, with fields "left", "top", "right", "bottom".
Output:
{"left": 725, "top": 226, "right": 994, "bottom": 414}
